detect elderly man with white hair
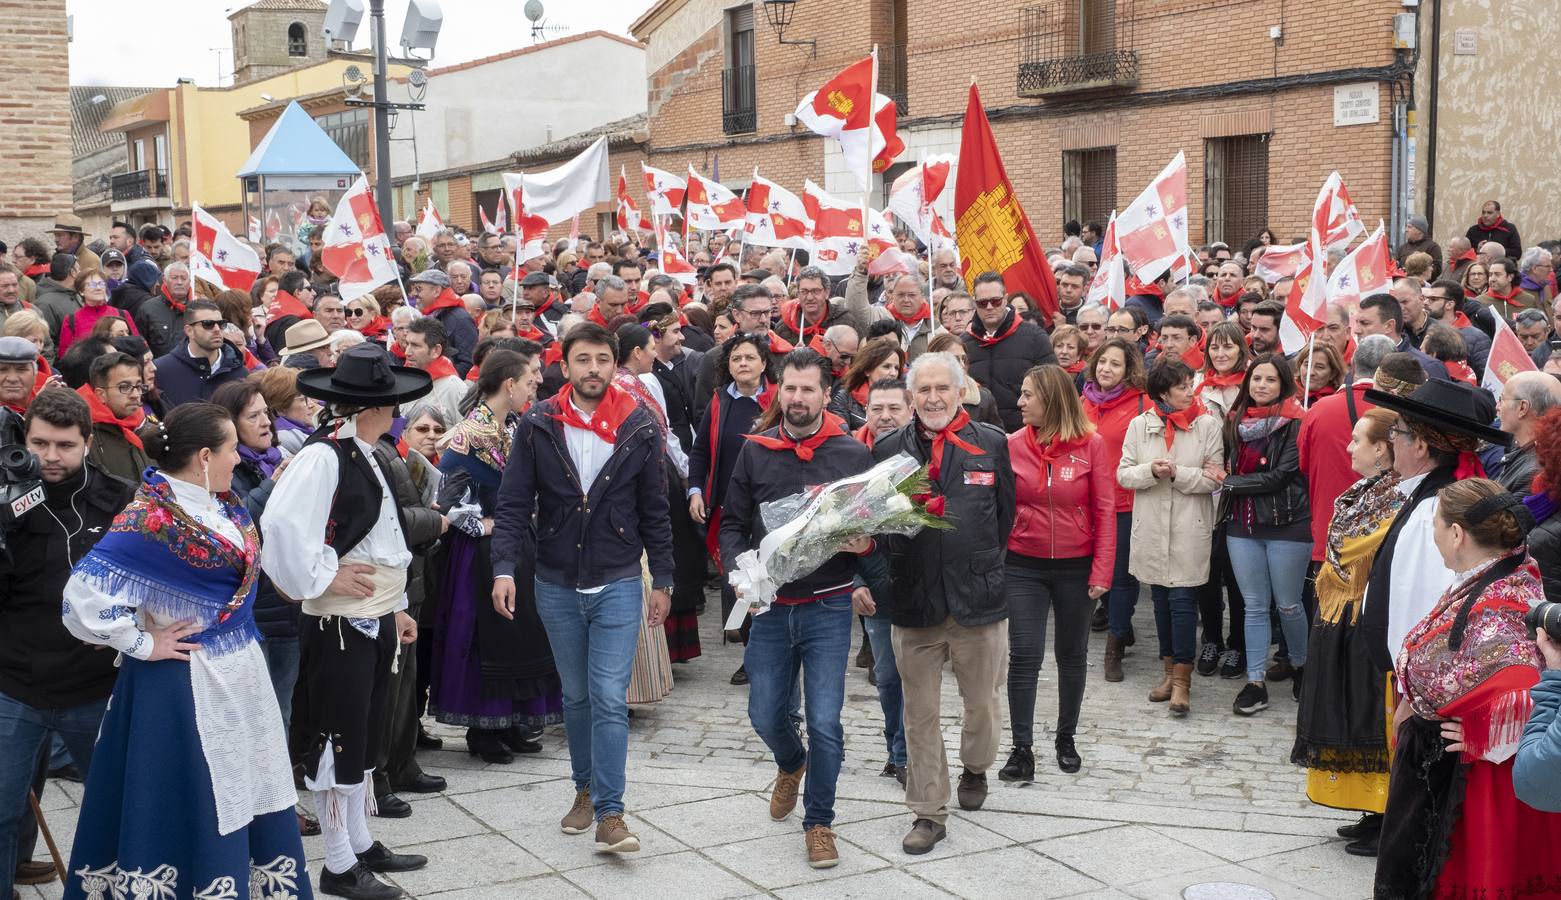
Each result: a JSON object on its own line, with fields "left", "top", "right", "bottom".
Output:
{"left": 1518, "top": 246, "right": 1556, "bottom": 309}
{"left": 871, "top": 351, "right": 1015, "bottom": 855}
{"left": 1495, "top": 370, "right": 1561, "bottom": 495}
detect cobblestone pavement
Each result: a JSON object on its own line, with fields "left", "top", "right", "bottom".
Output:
{"left": 24, "top": 600, "right": 1375, "bottom": 899}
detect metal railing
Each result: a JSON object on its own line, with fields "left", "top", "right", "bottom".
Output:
{"left": 879, "top": 43, "right": 909, "bottom": 115}
{"left": 722, "top": 64, "right": 757, "bottom": 134}
{"left": 1018, "top": 0, "right": 1139, "bottom": 97}
{"left": 110, "top": 169, "right": 168, "bottom": 202}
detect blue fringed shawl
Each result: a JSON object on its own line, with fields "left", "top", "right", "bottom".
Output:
{"left": 72, "top": 470, "right": 263, "bottom": 657}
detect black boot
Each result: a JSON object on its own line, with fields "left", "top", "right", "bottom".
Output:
{"left": 1055, "top": 735, "right": 1081, "bottom": 773}
{"left": 317, "top": 863, "right": 403, "bottom": 900}
{"left": 357, "top": 840, "right": 429, "bottom": 872}
{"left": 997, "top": 745, "right": 1035, "bottom": 783}
{"left": 499, "top": 726, "right": 543, "bottom": 755}
{"left": 466, "top": 728, "right": 513, "bottom": 764}
{"left": 1090, "top": 599, "right": 1108, "bottom": 632}
{"left": 1336, "top": 812, "right": 1383, "bottom": 839}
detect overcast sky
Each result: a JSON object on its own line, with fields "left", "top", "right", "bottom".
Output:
{"left": 67, "top": 0, "right": 653, "bottom": 87}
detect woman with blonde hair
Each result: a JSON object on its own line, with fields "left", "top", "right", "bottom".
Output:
{"left": 1000, "top": 364, "right": 1116, "bottom": 781}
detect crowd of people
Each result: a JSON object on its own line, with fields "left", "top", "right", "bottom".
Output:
{"left": 1, "top": 200, "right": 1561, "bottom": 899}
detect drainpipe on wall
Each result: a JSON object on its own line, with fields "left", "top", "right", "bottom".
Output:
{"left": 1425, "top": 0, "right": 1442, "bottom": 236}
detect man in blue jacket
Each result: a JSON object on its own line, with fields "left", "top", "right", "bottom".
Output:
{"left": 490, "top": 321, "right": 673, "bottom": 857}
{"left": 152, "top": 299, "right": 247, "bottom": 407}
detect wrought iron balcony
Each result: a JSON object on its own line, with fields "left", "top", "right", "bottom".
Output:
{"left": 879, "top": 43, "right": 909, "bottom": 115}
{"left": 722, "top": 64, "right": 757, "bottom": 135}
{"left": 1018, "top": 1, "right": 1139, "bottom": 98}
{"left": 111, "top": 169, "right": 168, "bottom": 202}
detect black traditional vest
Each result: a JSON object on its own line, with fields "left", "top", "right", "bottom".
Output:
{"left": 302, "top": 428, "right": 409, "bottom": 558}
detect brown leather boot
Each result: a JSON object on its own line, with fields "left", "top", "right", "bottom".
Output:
{"left": 1148, "top": 657, "right": 1174, "bottom": 702}
{"left": 1169, "top": 663, "right": 1193, "bottom": 716}
{"left": 1103, "top": 633, "right": 1125, "bottom": 682}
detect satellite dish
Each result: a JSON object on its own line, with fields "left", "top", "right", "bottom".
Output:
{"left": 524, "top": 0, "right": 544, "bottom": 23}
{"left": 407, "top": 68, "right": 428, "bottom": 88}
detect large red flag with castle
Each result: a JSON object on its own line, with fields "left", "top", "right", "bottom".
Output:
{"left": 952, "top": 84, "right": 1058, "bottom": 318}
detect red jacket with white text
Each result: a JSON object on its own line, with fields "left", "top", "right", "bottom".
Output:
{"left": 1006, "top": 429, "right": 1118, "bottom": 588}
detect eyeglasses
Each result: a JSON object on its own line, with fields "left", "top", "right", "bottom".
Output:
{"left": 974, "top": 297, "right": 1006, "bottom": 309}
{"left": 736, "top": 306, "right": 769, "bottom": 318}
{"left": 1078, "top": 322, "right": 1105, "bottom": 331}
{"left": 189, "top": 319, "right": 224, "bottom": 331}
{"left": 110, "top": 381, "right": 146, "bottom": 395}
{"left": 797, "top": 288, "right": 828, "bottom": 298}
{"left": 944, "top": 308, "right": 973, "bottom": 318}
{"left": 1389, "top": 426, "right": 1416, "bottom": 441}
{"left": 346, "top": 308, "right": 365, "bottom": 317}
{"left": 1104, "top": 325, "right": 1133, "bottom": 335}
{"left": 83, "top": 280, "right": 107, "bottom": 290}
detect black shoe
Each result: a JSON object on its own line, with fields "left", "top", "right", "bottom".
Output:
{"left": 1125, "top": 625, "right": 1136, "bottom": 648}
{"left": 997, "top": 745, "right": 1035, "bottom": 783}
{"left": 1196, "top": 642, "right": 1222, "bottom": 677}
{"left": 499, "top": 726, "right": 544, "bottom": 755}
{"left": 1055, "top": 736, "right": 1081, "bottom": 774}
{"left": 392, "top": 772, "right": 447, "bottom": 794}
{"left": 373, "top": 793, "right": 412, "bottom": 818}
{"left": 1090, "top": 599, "right": 1108, "bottom": 632}
{"left": 880, "top": 761, "right": 905, "bottom": 783}
{"left": 415, "top": 727, "right": 443, "bottom": 751}
{"left": 1232, "top": 682, "right": 1270, "bottom": 716}
{"left": 357, "top": 840, "right": 429, "bottom": 872}
{"left": 466, "top": 731, "right": 514, "bottom": 764}
{"left": 1266, "top": 657, "right": 1295, "bottom": 682}
{"left": 1292, "top": 665, "right": 1305, "bottom": 701}
{"left": 318, "top": 863, "right": 403, "bottom": 900}
{"left": 1344, "top": 835, "right": 1379, "bottom": 857}
{"left": 730, "top": 665, "right": 749, "bottom": 685}
{"left": 1219, "top": 649, "right": 1244, "bottom": 679}
{"left": 855, "top": 641, "right": 873, "bottom": 669}
{"left": 1336, "top": 812, "right": 1383, "bottom": 839}
{"left": 47, "top": 763, "right": 82, "bottom": 783}
{"left": 956, "top": 768, "right": 988, "bottom": 810}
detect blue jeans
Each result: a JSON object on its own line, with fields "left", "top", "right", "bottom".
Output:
{"left": 1151, "top": 586, "right": 1199, "bottom": 664}
{"left": 861, "top": 616, "right": 905, "bottom": 766}
{"left": 745, "top": 595, "right": 853, "bottom": 829}
{"left": 260, "top": 635, "right": 301, "bottom": 731}
{"left": 1226, "top": 535, "right": 1313, "bottom": 681}
{"left": 1107, "top": 511, "right": 1139, "bottom": 639}
{"left": 0, "top": 691, "right": 107, "bottom": 885}
{"left": 534, "top": 576, "right": 644, "bottom": 819}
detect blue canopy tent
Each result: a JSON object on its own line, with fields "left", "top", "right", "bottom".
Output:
{"left": 238, "top": 101, "right": 360, "bottom": 251}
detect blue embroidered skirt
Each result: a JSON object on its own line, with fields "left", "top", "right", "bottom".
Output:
{"left": 64, "top": 654, "right": 312, "bottom": 900}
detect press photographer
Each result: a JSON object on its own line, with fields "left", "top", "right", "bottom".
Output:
{"left": 0, "top": 383, "right": 135, "bottom": 888}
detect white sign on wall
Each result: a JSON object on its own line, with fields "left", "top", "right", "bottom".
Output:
{"left": 1333, "top": 83, "right": 1381, "bottom": 127}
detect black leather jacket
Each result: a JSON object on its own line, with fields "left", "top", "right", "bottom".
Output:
{"left": 1531, "top": 513, "right": 1561, "bottom": 605}
{"left": 1219, "top": 418, "right": 1311, "bottom": 528}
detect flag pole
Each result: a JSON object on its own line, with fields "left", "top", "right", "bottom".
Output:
{"left": 1302, "top": 331, "right": 1316, "bottom": 409}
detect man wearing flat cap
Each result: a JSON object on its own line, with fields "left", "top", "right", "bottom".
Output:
{"left": 407, "top": 269, "right": 477, "bottom": 377}
{"left": 0, "top": 336, "right": 40, "bottom": 445}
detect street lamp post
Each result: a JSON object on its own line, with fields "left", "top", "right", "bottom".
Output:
{"left": 370, "top": 0, "right": 395, "bottom": 226}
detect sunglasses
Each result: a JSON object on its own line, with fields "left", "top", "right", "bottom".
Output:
{"left": 974, "top": 298, "right": 1007, "bottom": 309}
{"left": 1079, "top": 322, "right": 1105, "bottom": 331}
{"left": 189, "top": 319, "right": 224, "bottom": 331}
{"left": 346, "top": 308, "right": 365, "bottom": 317}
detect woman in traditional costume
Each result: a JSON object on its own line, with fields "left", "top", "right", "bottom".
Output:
{"left": 1375, "top": 479, "right": 1561, "bottom": 898}
{"left": 1291, "top": 407, "right": 1403, "bottom": 854}
{"left": 430, "top": 347, "right": 561, "bottom": 764}
{"left": 62, "top": 403, "right": 309, "bottom": 899}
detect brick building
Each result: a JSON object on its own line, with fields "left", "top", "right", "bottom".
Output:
{"left": 0, "top": 0, "right": 72, "bottom": 246}
{"left": 629, "top": 0, "right": 1417, "bottom": 251}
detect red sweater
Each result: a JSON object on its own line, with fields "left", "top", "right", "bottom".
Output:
{"left": 1083, "top": 387, "right": 1147, "bottom": 513}
{"left": 1296, "top": 380, "right": 1375, "bottom": 561}
{"left": 1007, "top": 430, "right": 1118, "bottom": 588}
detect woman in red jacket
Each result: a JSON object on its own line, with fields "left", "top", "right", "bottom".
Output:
{"left": 1081, "top": 338, "right": 1148, "bottom": 682}
{"left": 1001, "top": 364, "right": 1118, "bottom": 782}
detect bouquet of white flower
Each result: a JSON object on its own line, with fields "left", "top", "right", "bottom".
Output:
{"left": 724, "top": 453, "right": 950, "bottom": 627}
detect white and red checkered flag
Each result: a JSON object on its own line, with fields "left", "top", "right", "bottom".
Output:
{"left": 415, "top": 199, "right": 442, "bottom": 243}
{"left": 1086, "top": 211, "right": 1125, "bottom": 310}
{"left": 1316, "top": 171, "right": 1365, "bottom": 251}
{"left": 616, "top": 167, "right": 650, "bottom": 233}
{"left": 1326, "top": 221, "right": 1392, "bottom": 312}
{"left": 743, "top": 170, "right": 811, "bottom": 250}
{"left": 190, "top": 205, "right": 261, "bottom": 292}
{"left": 685, "top": 167, "right": 745, "bottom": 231}
{"left": 803, "top": 180, "right": 895, "bottom": 277}
{"left": 641, "top": 163, "right": 687, "bottom": 218}
{"left": 264, "top": 208, "right": 284, "bottom": 242}
{"left": 322, "top": 175, "right": 400, "bottom": 301}
{"left": 886, "top": 154, "right": 957, "bottom": 249}
{"left": 1482, "top": 311, "right": 1539, "bottom": 400}
{"left": 1114, "top": 152, "right": 1188, "bottom": 283}
{"left": 793, "top": 50, "right": 905, "bottom": 191}
{"left": 479, "top": 204, "right": 500, "bottom": 235}
{"left": 1253, "top": 241, "right": 1309, "bottom": 284}
{"left": 501, "top": 174, "right": 552, "bottom": 263}
{"left": 654, "top": 216, "right": 697, "bottom": 287}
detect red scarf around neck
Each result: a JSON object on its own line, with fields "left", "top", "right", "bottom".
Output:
{"left": 420, "top": 288, "right": 466, "bottom": 315}
{"left": 1213, "top": 286, "right": 1243, "bottom": 309}
{"left": 967, "top": 310, "right": 1021, "bottom": 347}
{"left": 853, "top": 422, "right": 877, "bottom": 449}
{"left": 922, "top": 408, "right": 985, "bottom": 479}
{"left": 744, "top": 411, "right": 849, "bottom": 461}
{"left": 1063, "top": 359, "right": 1087, "bottom": 375}
{"left": 1028, "top": 429, "right": 1090, "bottom": 468}
{"left": 587, "top": 304, "right": 613, "bottom": 328}
{"left": 161, "top": 282, "right": 187, "bottom": 314}
{"left": 1473, "top": 216, "right": 1513, "bottom": 236}
{"left": 267, "top": 289, "right": 311, "bottom": 322}
{"left": 765, "top": 331, "right": 794, "bottom": 356}
{"left": 887, "top": 301, "right": 930, "bottom": 326}
{"left": 423, "top": 356, "right": 458, "bottom": 381}
{"left": 1179, "top": 344, "right": 1205, "bottom": 371}
{"left": 76, "top": 383, "right": 146, "bottom": 448}
{"left": 550, "top": 382, "right": 638, "bottom": 443}
{"left": 516, "top": 324, "right": 547, "bottom": 343}
{"left": 22, "top": 262, "right": 48, "bottom": 279}
{"left": 779, "top": 299, "right": 830, "bottom": 343}
{"left": 1154, "top": 398, "right": 1208, "bottom": 449}
{"left": 1487, "top": 285, "right": 1523, "bottom": 302}
{"left": 1200, "top": 369, "right": 1246, "bottom": 390}
{"left": 1242, "top": 397, "right": 1306, "bottom": 421}
{"left": 1455, "top": 247, "right": 1478, "bottom": 263}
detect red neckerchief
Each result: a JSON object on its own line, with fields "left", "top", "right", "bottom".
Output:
{"left": 359, "top": 315, "right": 390, "bottom": 339}
{"left": 27, "top": 357, "right": 50, "bottom": 407}
{"left": 779, "top": 300, "right": 827, "bottom": 343}
{"left": 423, "top": 356, "right": 458, "bottom": 381}
{"left": 765, "top": 331, "right": 794, "bottom": 356}
{"left": 1472, "top": 216, "right": 1513, "bottom": 237}
{"left": 1446, "top": 360, "right": 1478, "bottom": 385}
{"left": 1064, "top": 359, "right": 1086, "bottom": 375}
{"left": 532, "top": 291, "right": 559, "bottom": 317}
{"left": 853, "top": 422, "right": 877, "bottom": 448}
{"left": 744, "top": 412, "right": 849, "bottom": 461}
{"left": 420, "top": 288, "right": 466, "bottom": 315}
{"left": 1179, "top": 344, "right": 1205, "bottom": 370}
{"left": 1306, "top": 385, "right": 1338, "bottom": 404}
{"left": 1201, "top": 369, "right": 1245, "bottom": 390}
{"left": 465, "top": 364, "right": 481, "bottom": 383}
{"left": 22, "top": 263, "right": 48, "bottom": 279}
{"left": 1455, "top": 248, "right": 1478, "bottom": 263}
{"left": 1486, "top": 286, "right": 1524, "bottom": 303}
{"left": 161, "top": 282, "right": 187, "bottom": 315}
{"left": 268, "top": 289, "right": 311, "bottom": 322}
{"left": 1126, "top": 276, "right": 1164, "bottom": 300}
{"left": 1213, "top": 286, "right": 1243, "bottom": 309}
{"left": 627, "top": 290, "right": 650, "bottom": 315}
{"left": 1154, "top": 398, "right": 1208, "bottom": 449}
{"left": 76, "top": 383, "right": 146, "bottom": 449}
{"left": 851, "top": 381, "right": 870, "bottom": 407}
{"left": 921, "top": 408, "right": 985, "bottom": 480}
{"left": 1465, "top": 286, "right": 1482, "bottom": 300}
{"left": 1451, "top": 312, "right": 1473, "bottom": 329}
{"left": 967, "top": 310, "right": 1022, "bottom": 346}
{"left": 549, "top": 382, "right": 638, "bottom": 443}
{"left": 887, "top": 301, "right": 930, "bottom": 325}
{"left": 1028, "top": 429, "right": 1090, "bottom": 468}
{"left": 390, "top": 341, "right": 407, "bottom": 361}
{"left": 516, "top": 324, "right": 547, "bottom": 342}
{"left": 587, "top": 304, "right": 613, "bottom": 328}
{"left": 543, "top": 343, "right": 563, "bottom": 369}
{"left": 1242, "top": 397, "right": 1306, "bottom": 421}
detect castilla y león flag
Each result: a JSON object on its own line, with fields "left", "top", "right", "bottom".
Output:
{"left": 190, "top": 205, "right": 261, "bottom": 292}
{"left": 953, "top": 83, "right": 1058, "bottom": 318}
{"left": 793, "top": 51, "right": 904, "bottom": 191}
{"left": 322, "top": 175, "right": 400, "bottom": 301}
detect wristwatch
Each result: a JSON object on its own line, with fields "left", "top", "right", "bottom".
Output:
{"left": 652, "top": 584, "right": 673, "bottom": 594}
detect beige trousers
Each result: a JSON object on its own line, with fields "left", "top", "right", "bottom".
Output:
{"left": 891, "top": 616, "right": 1009, "bottom": 825}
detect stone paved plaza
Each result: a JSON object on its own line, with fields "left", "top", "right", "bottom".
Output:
{"left": 24, "top": 605, "right": 1376, "bottom": 899}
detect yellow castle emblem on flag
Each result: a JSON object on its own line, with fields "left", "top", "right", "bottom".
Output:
{"left": 827, "top": 90, "right": 854, "bottom": 118}
{"left": 955, "top": 183, "right": 1027, "bottom": 274}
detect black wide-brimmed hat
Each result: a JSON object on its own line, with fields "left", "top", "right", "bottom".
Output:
{"left": 1365, "top": 377, "right": 1511, "bottom": 447}
{"left": 296, "top": 343, "right": 432, "bottom": 406}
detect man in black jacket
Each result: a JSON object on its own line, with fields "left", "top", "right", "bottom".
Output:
{"left": 962, "top": 271, "right": 1057, "bottom": 431}
{"left": 0, "top": 388, "right": 135, "bottom": 886}
{"left": 873, "top": 351, "right": 1015, "bottom": 856}
{"left": 490, "top": 322, "right": 673, "bottom": 857}
{"left": 720, "top": 349, "right": 874, "bottom": 870}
